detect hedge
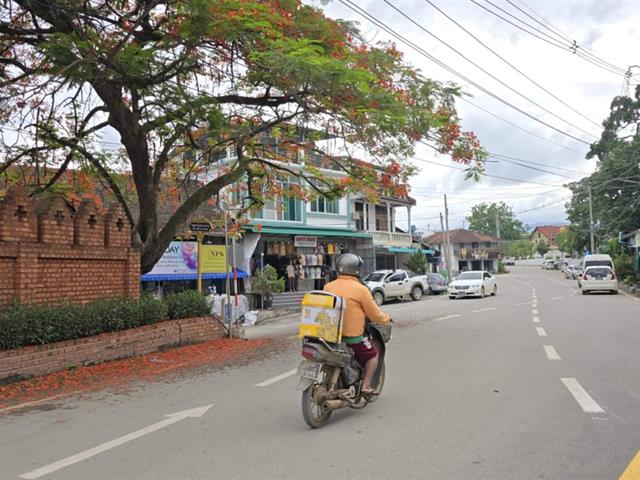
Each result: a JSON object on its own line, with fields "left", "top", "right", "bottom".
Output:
{"left": 0, "top": 290, "right": 211, "bottom": 351}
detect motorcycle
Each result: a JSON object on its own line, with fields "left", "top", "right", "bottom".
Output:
{"left": 296, "top": 321, "right": 392, "bottom": 428}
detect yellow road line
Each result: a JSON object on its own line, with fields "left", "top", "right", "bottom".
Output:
{"left": 620, "top": 449, "right": 640, "bottom": 480}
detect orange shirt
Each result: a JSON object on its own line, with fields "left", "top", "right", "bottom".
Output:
{"left": 323, "top": 275, "right": 390, "bottom": 337}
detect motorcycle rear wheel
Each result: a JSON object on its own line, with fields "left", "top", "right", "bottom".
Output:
{"left": 301, "top": 385, "right": 332, "bottom": 428}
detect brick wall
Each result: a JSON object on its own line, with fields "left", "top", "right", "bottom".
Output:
{"left": 0, "top": 187, "right": 140, "bottom": 305}
{"left": 0, "top": 316, "right": 226, "bottom": 381}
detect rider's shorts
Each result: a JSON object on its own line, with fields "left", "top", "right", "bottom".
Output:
{"left": 347, "top": 336, "right": 377, "bottom": 366}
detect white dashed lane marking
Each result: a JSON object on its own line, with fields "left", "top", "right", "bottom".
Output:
{"left": 543, "top": 345, "right": 561, "bottom": 360}
{"left": 434, "top": 314, "right": 461, "bottom": 322}
{"left": 561, "top": 378, "right": 605, "bottom": 413}
{"left": 536, "top": 327, "right": 547, "bottom": 337}
{"left": 255, "top": 369, "right": 298, "bottom": 387}
{"left": 533, "top": 316, "right": 540, "bottom": 323}
{"left": 470, "top": 307, "right": 497, "bottom": 314}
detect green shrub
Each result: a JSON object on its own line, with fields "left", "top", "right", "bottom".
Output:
{"left": 497, "top": 261, "right": 509, "bottom": 274}
{"left": 163, "top": 290, "right": 210, "bottom": 320}
{"left": 0, "top": 289, "right": 206, "bottom": 351}
{"left": 138, "top": 295, "right": 169, "bottom": 326}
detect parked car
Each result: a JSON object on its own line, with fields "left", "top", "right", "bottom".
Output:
{"left": 564, "top": 265, "right": 582, "bottom": 279}
{"left": 582, "top": 254, "right": 614, "bottom": 271}
{"left": 580, "top": 266, "right": 618, "bottom": 295}
{"left": 541, "top": 260, "right": 555, "bottom": 270}
{"left": 426, "top": 273, "right": 448, "bottom": 294}
{"left": 364, "top": 269, "right": 428, "bottom": 305}
{"left": 448, "top": 271, "right": 497, "bottom": 299}
{"left": 503, "top": 258, "right": 516, "bottom": 266}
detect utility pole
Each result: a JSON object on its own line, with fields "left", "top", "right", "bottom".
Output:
{"left": 495, "top": 210, "right": 501, "bottom": 239}
{"left": 443, "top": 194, "right": 453, "bottom": 280}
{"left": 587, "top": 183, "right": 595, "bottom": 254}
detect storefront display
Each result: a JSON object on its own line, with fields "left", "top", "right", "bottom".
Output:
{"left": 253, "top": 235, "right": 350, "bottom": 292}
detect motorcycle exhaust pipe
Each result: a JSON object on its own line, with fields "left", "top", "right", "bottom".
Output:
{"left": 322, "top": 399, "right": 347, "bottom": 412}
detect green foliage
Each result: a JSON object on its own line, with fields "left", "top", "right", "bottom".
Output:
{"left": 252, "top": 265, "right": 285, "bottom": 299}
{"left": 467, "top": 202, "right": 527, "bottom": 240}
{"left": 404, "top": 251, "right": 428, "bottom": 275}
{"left": 510, "top": 239, "right": 535, "bottom": 259}
{"left": 556, "top": 228, "right": 580, "bottom": 255}
{"left": 497, "top": 261, "right": 508, "bottom": 274}
{"left": 0, "top": 293, "right": 205, "bottom": 351}
{"left": 565, "top": 86, "right": 640, "bottom": 249}
{"left": 613, "top": 254, "right": 637, "bottom": 282}
{"left": 164, "top": 290, "right": 210, "bottom": 320}
{"left": 536, "top": 239, "right": 550, "bottom": 256}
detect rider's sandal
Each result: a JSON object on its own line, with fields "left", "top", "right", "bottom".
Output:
{"left": 361, "top": 388, "right": 379, "bottom": 396}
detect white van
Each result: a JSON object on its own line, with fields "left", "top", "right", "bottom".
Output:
{"left": 582, "top": 254, "right": 614, "bottom": 271}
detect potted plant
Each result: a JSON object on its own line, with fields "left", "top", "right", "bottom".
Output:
{"left": 251, "top": 265, "right": 285, "bottom": 309}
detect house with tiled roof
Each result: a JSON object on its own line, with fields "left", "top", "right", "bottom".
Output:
{"left": 529, "top": 225, "right": 563, "bottom": 250}
{"left": 424, "top": 229, "right": 500, "bottom": 274}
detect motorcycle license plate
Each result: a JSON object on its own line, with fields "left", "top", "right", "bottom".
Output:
{"left": 298, "top": 361, "right": 322, "bottom": 381}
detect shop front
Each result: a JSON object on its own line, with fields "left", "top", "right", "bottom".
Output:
{"left": 244, "top": 226, "right": 372, "bottom": 292}
{"left": 140, "top": 239, "right": 249, "bottom": 295}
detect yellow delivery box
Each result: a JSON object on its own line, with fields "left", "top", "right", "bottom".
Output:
{"left": 299, "top": 291, "right": 345, "bottom": 343}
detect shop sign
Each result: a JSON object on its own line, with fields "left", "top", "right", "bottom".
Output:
{"left": 189, "top": 222, "right": 211, "bottom": 232}
{"left": 295, "top": 235, "right": 317, "bottom": 248}
{"left": 147, "top": 241, "right": 198, "bottom": 275}
{"left": 201, "top": 244, "right": 227, "bottom": 273}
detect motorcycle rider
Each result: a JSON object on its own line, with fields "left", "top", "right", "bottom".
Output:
{"left": 323, "top": 253, "right": 391, "bottom": 395}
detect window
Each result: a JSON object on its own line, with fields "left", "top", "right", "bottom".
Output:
{"left": 485, "top": 242, "right": 492, "bottom": 248}
{"left": 253, "top": 178, "right": 302, "bottom": 222}
{"left": 483, "top": 272, "right": 492, "bottom": 279}
{"left": 472, "top": 242, "right": 479, "bottom": 249}
{"left": 310, "top": 195, "right": 339, "bottom": 214}
{"left": 387, "top": 272, "right": 406, "bottom": 282}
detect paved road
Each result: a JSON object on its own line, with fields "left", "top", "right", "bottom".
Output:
{"left": 2, "top": 267, "right": 640, "bottom": 479}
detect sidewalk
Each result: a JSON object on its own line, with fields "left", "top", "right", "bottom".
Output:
{"left": 242, "top": 310, "right": 301, "bottom": 339}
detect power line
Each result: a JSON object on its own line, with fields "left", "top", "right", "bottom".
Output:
{"left": 509, "top": 0, "right": 634, "bottom": 76}
{"left": 424, "top": 0, "right": 600, "bottom": 129}
{"left": 471, "top": 0, "right": 631, "bottom": 77}
{"left": 411, "top": 154, "right": 566, "bottom": 187}
{"left": 488, "top": 152, "right": 591, "bottom": 176}
{"left": 458, "top": 97, "right": 586, "bottom": 154}
{"left": 383, "top": 0, "right": 598, "bottom": 139}
{"left": 339, "top": 0, "right": 593, "bottom": 145}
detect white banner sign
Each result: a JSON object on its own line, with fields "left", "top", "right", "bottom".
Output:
{"left": 146, "top": 241, "right": 198, "bottom": 275}
{"left": 294, "top": 235, "right": 317, "bottom": 248}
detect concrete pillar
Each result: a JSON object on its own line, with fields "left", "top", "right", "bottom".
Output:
{"left": 386, "top": 202, "right": 391, "bottom": 232}
{"left": 407, "top": 206, "right": 412, "bottom": 234}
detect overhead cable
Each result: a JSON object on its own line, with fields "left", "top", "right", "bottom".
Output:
{"left": 471, "top": 0, "right": 631, "bottom": 77}
{"left": 424, "top": 0, "right": 600, "bottom": 128}
{"left": 339, "top": 0, "right": 593, "bottom": 145}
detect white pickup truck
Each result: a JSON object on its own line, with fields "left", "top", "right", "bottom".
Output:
{"left": 363, "top": 269, "right": 429, "bottom": 306}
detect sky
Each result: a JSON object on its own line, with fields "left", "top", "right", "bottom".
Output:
{"left": 317, "top": 0, "right": 640, "bottom": 234}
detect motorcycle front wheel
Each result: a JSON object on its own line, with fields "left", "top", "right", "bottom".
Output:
{"left": 301, "top": 384, "right": 332, "bottom": 428}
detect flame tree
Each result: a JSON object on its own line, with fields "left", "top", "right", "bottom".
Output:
{"left": 0, "top": 0, "right": 485, "bottom": 272}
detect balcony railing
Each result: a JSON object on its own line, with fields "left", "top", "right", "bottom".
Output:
{"left": 371, "top": 231, "right": 412, "bottom": 248}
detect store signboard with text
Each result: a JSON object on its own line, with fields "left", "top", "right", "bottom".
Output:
{"left": 201, "top": 244, "right": 228, "bottom": 273}
{"left": 294, "top": 236, "right": 317, "bottom": 248}
{"left": 146, "top": 241, "right": 198, "bottom": 275}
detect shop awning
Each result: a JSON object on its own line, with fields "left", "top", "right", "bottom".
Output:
{"left": 386, "top": 247, "right": 434, "bottom": 254}
{"left": 244, "top": 225, "right": 371, "bottom": 238}
{"left": 140, "top": 270, "right": 249, "bottom": 282}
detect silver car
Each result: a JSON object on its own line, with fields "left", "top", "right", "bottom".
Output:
{"left": 581, "top": 266, "right": 618, "bottom": 295}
